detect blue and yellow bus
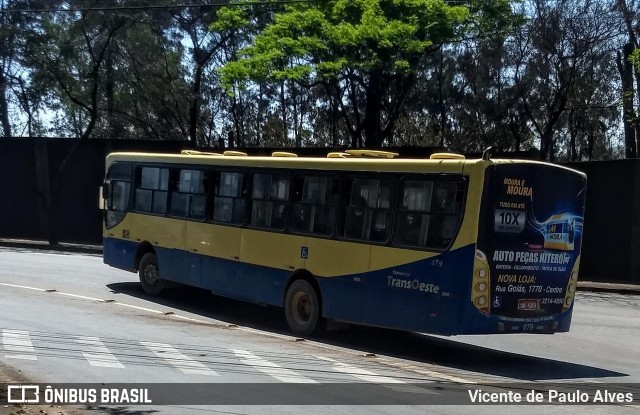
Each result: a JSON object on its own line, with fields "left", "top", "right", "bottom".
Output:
{"left": 101, "top": 149, "right": 586, "bottom": 336}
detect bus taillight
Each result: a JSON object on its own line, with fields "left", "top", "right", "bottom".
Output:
{"left": 562, "top": 255, "right": 580, "bottom": 312}
{"left": 472, "top": 249, "right": 490, "bottom": 313}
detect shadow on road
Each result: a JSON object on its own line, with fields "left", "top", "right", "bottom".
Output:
{"left": 107, "top": 282, "right": 626, "bottom": 382}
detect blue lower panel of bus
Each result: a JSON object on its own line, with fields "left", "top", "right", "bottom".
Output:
{"left": 103, "top": 237, "right": 289, "bottom": 306}
{"left": 103, "top": 237, "right": 573, "bottom": 334}
{"left": 103, "top": 237, "right": 137, "bottom": 271}
{"left": 317, "top": 244, "right": 477, "bottom": 334}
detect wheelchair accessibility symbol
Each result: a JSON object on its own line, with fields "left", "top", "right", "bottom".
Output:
{"left": 300, "top": 246, "right": 309, "bottom": 259}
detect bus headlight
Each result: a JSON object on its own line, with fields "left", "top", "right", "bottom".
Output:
{"left": 477, "top": 282, "right": 487, "bottom": 292}
{"left": 478, "top": 268, "right": 487, "bottom": 278}
{"left": 477, "top": 296, "right": 487, "bottom": 306}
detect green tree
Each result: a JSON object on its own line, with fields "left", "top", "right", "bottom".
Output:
{"left": 221, "top": 0, "right": 514, "bottom": 148}
{"left": 0, "top": 0, "right": 53, "bottom": 137}
{"left": 25, "top": 5, "right": 129, "bottom": 139}
{"left": 618, "top": 0, "right": 640, "bottom": 158}
{"left": 167, "top": 2, "right": 246, "bottom": 145}
{"left": 513, "top": 0, "right": 619, "bottom": 161}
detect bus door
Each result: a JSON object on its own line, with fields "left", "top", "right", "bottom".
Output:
{"left": 131, "top": 165, "right": 188, "bottom": 283}
{"left": 167, "top": 168, "right": 209, "bottom": 287}
{"left": 240, "top": 172, "right": 305, "bottom": 303}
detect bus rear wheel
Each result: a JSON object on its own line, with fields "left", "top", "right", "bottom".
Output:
{"left": 138, "top": 253, "right": 164, "bottom": 296}
{"left": 284, "top": 279, "right": 320, "bottom": 336}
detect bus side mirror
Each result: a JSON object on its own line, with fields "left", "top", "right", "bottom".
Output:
{"left": 100, "top": 182, "right": 110, "bottom": 210}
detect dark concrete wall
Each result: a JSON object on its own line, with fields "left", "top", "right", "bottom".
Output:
{"left": 0, "top": 139, "right": 40, "bottom": 240}
{"left": 0, "top": 138, "right": 188, "bottom": 244}
{"left": 565, "top": 160, "right": 640, "bottom": 282}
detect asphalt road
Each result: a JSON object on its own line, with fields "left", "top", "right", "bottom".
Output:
{"left": 0, "top": 247, "right": 638, "bottom": 415}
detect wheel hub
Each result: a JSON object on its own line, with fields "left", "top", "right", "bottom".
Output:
{"left": 292, "top": 292, "right": 311, "bottom": 325}
{"left": 144, "top": 264, "right": 159, "bottom": 285}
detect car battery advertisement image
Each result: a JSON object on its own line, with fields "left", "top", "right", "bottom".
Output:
{"left": 476, "top": 164, "right": 587, "bottom": 318}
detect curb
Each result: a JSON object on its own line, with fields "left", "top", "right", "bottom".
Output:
{"left": 1, "top": 239, "right": 639, "bottom": 294}
{"left": 0, "top": 239, "right": 101, "bottom": 255}
{"left": 577, "top": 281, "right": 640, "bottom": 295}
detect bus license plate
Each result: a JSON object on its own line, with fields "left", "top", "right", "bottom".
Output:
{"left": 517, "top": 299, "right": 540, "bottom": 311}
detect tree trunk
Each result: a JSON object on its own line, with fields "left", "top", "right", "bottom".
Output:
{"left": 540, "top": 129, "right": 553, "bottom": 161}
{"left": 617, "top": 44, "right": 637, "bottom": 158}
{"left": 256, "top": 83, "right": 264, "bottom": 147}
{"left": 105, "top": 46, "right": 117, "bottom": 140}
{"left": 280, "top": 81, "right": 288, "bottom": 145}
{"left": 189, "top": 62, "right": 204, "bottom": 144}
{"left": 291, "top": 81, "right": 300, "bottom": 147}
{"left": 331, "top": 98, "right": 338, "bottom": 147}
{"left": 0, "top": 72, "right": 11, "bottom": 137}
{"left": 363, "top": 69, "right": 383, "bottom": 148}
{"left": 569, "top": 110, "right": 577, "bottom": 161}
{"left": 438, "top": 49, "right": 446, "bottom": 148}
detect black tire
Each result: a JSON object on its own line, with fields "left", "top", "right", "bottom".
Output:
{"left": 284, "top": 279, "right": 320, "bottom": 336}
{"left": 138, "top": 252, "right": 164, "bottom": 296}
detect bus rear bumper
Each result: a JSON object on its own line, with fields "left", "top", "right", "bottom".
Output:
{"left": 452, "top": 309, "right": 573, "bottom": 335}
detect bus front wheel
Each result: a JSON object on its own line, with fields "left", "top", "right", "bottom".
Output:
{"left": 284, "top": 279, "right": 319, "bottom": 336}
{"left": 138, "top": 253, "right": 164, "bottom": 296}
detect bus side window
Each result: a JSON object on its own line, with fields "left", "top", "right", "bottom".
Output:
{"left": 106, "top": 163, "right": 132, "bottom": 211}
{"left": 343, "top": 192, "right": 367, "bottom": 239}
{"left": 291, "top": 175, "right": 338, "bottom": 236}
{"left": 135, "top": 166, "right": 169, "bottom": 214}
{"left": 396, "top": 213, "right": 422, "bottom": 245}
{"left": 213, "top": 172, "right": 246, "bottom": 225}
{"left": 394, "top": 178, "right": 463, "bottom": 249}
{"left": 250, "top": 173, "right": 290, "bottom": 230}
{"left": 188, "top": 170, "right": 207, "bottom": 219}
{"left": 105, "top": 163, "right": 132, "bottom": 229}
{"left": 342, "top": 177, "right": 394, "bottom": 242}
{"left": 291, "top": 177, "right": 311, "bottom": 233}
{"left": 169, "top": 169, "right": 207, "bottom": 219}
{"left": 393, "top": 179, "right": 433, "bottom": 247}
{"left": 370, "top": 181, "right": 393, "bottom": 242}
{"left": 426, "top": 181, "right": 464, "bottom": 248}
{"left": 109, "top": 181, "right": 130, "bottom": 211}
{"left": 170, "top": 170, "right": 188, "bottom": 217}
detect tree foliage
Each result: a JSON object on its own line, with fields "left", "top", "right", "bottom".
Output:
{"left": 0, "top": 0, "right": 631, "bottom": 162}
{"left": 220, "top": 0, "right": 514, "bottom": 147}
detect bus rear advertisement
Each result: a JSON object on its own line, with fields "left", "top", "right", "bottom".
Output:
{"left": 472, "top": 163, "right": 586, "bottom": 333}
{"left": 101, "top": 150, "right": 586, "bottom": 336}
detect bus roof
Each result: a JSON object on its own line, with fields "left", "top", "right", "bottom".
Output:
{"left": 105, "top": 151, "right": 585, "bottom": 177}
